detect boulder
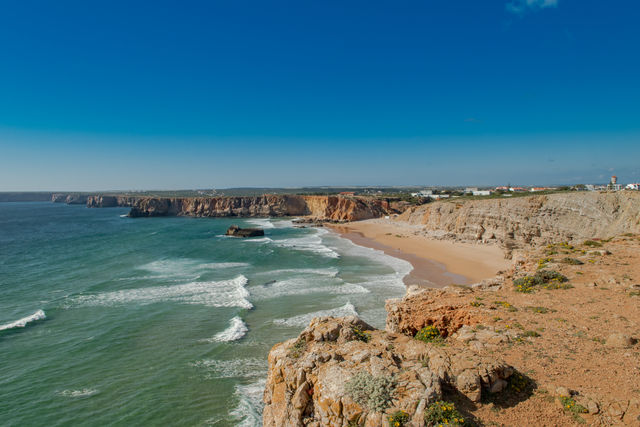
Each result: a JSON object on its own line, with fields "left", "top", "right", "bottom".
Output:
{"left": 225, "top": 225, "right": 265, "bottom": 238}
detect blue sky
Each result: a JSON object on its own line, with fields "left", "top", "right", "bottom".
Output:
{"left": 1, "top": 0, "right": 638, "bottom": 190}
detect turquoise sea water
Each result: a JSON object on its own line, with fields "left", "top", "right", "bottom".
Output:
{"left": 0, "top": 203, "right": 411, "bottom": 426}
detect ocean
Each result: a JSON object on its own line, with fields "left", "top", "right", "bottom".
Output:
{"left": 0, "top": 202, "right": 411, "bottom": 426}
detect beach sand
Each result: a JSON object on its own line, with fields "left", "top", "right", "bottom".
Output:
{"left": 329, "top": 219, "right": 510, "bottom": 287}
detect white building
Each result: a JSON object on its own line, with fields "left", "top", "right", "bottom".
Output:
{"left": 626, "top": 183, "right": 640, "bottom": 190}
{"left": 472, "top": 190, "right": 491, "bottom": 196}
{"left": 411, "top": 190, "right": 433, "bottom": 197}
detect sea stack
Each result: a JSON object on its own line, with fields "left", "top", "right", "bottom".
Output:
{"left": 225, "top": 225, "right": 265, "bottom": 238}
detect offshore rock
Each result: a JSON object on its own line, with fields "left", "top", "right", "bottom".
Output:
{"left": 225, "top": 225, "right": 265, "bottom": 237}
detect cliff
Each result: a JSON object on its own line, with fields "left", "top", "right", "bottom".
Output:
{"left": 263, "top": 314, "right": 514, "bottom": 427}
{"left": 51, "top": 193, "right": 89, "bottom": 204}
{"left": 397, "top": 192, "right": 640, "bottom": 250}
{"left": 86, "top": 195, "right": 397, "bottom": 222}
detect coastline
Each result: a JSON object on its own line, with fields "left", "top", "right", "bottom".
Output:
{"left": 328, "top": 218, "right": 511, "bottom": 287}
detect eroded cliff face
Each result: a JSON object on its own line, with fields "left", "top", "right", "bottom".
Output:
{"left": 397, "top": 192, "right": 640, "bottom": 249}
{"left": 51, "top": 193, "right": 89, "bottom": 204}
{"left": 86, "top": 195, "right": 397, "bottom": 222}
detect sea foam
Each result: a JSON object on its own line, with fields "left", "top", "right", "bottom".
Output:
{"left": 201, "top": 316, "right": 248, "bottom": 343}
{"left": 0, "top": 309, "right": 46, "bottom": 331}
{"left": 272, "top": 229, "right": 339, "bottom": 258}
{"left": 230, "top": 379, "right": 266, "bottom": 427}
{"left": 244, "top": 218, "right": 275, "bottom": 229}
{"left": 191, "top": 358, "right": 268, "bottom": 380}
{"left": 56, "top": 388, "right": 98, "bottom": 398}
{"left": 249, "top": 277, "right": 368, "bottom": 301}
{"left": 273, "top": 302, "right": 358, "bottom": 327}
{"left": 72, "top": 276, "right": 252, "bottom": 309}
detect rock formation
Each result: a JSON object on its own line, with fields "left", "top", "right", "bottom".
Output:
{"left": 263, "top": 315, "right": 514, "bottom": 427}
{"left": 51, "top": 193, "right": 89, "bottom": 204}
{"left": 225, "top": 225, "right": 265, "bottom": 237}
{"left": 397, "top": 192, "right": 640, "bottom": 251}
{"left": 85, "top": 195, "right": 398, "bottom": 222}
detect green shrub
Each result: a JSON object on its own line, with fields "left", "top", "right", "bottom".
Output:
{"left": 345, "top": 371, "right": 395, "bottom": 412}
{"left": 288, "top": 338, "right": 307, "bottom": 358}
{"left": 514, "top": 270, "right": 570, "bottom": 293}
{"left": 559, "top": 395, "right": 587, "bottom": 414}
{"left": 562, "top": 257, "right": 584, "bottom": 265}
{"left": 494, "top": 300, "right": 518, "bottom": 312}
{"left": 583, "top": 240, "right": 602, "bottom": 247}
{"left": 424, "top": 401, "right": 465, "bottom": 426}
{"left": 352, "top": 326, "right": 371, "bottom": 343}
{"left": 415, "top": 325, "right": 444, "bottom": 344}
{"left": 388, "top": 410, "right": 410, "bottom": 427}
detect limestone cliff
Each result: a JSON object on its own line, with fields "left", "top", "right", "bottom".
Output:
{"left": 397, "top": 192, "right": 640, "bottom": 249}
{"left": 51, "top": 193, "right": 89, "bottom": 204}
{"left": 87, "top": 195, "right": 397, "bottom": 222}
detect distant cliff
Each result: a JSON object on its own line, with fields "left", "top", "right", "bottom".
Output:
{"left": 397, "top": 191, "right": 640, "bottom": 250}
{"left": 86, "top": 195, "right": 400, "bottom": 222}
{"left": 51, "top": 193, "right": 89, "bottom": 204}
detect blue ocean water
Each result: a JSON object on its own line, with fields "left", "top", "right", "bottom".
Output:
{"left": 0, "top": 202, "right": 411, "bottom": 426}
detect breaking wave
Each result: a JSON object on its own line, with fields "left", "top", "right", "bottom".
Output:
{"left": 0, "top": 310, "right": 46, "bottom": 332}
{"left": 71, "top": 276, "right": 252, "bottom": 309}
{"left": 249, "top": 277, "right": 368, "bottom": 300}
{"left": 244, "top": 218, "right": 275, "bottom": 229}
{"left": 272, "top": 229, "right": 339, "bottom": 258}
{"left": 230, "top": 379, "right": 266, "bottom": 427}
{"left": 273, "top": 302, "right": 358, "bottom": 327}
{"left": 201, "top": 316, "right": 248, "bottom": 343}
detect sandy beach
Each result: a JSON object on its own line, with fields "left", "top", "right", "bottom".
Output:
{"left": 329, "top": 218, "right": 510, "bottom": 287}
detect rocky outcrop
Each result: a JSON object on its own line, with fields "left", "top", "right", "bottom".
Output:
{"left": 86, "top": 195, "right": 137, "bottom": 208}
{"left": 397, "top": 192, "right": 640, "bottom": 250}
{"left": 51, "top": 193, "right": 89, "bottom": 204}
{"left": 385, "top": 286, "right": 484, "bottom": 337}
{"left": 90, "top": 195, "right": 398, "bottom": 222}
{"left": 225, "top": 225, "right": 265, "bottom": 237}
{"left": 263, "top": 316, "right": 514, "bottom": 427}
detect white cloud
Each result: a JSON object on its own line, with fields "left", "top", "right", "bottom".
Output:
{"left": 506, "top": 0, "right": 558, "bottom": 14}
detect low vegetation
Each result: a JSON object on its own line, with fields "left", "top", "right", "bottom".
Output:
{"left": 288, "top": 338, "right": 307, "bottom": 358}
{"left": 424, "top": 401, "right": 466, "bottom": 426}
{"left": 513, "top": 270, "right": 570, "bottom": 293}
{"left": 388, "top": 410, "right": 410, "bottom": 427}
{"left": 345, "top": 371, "right": 396, "bottom": 412}
{"left": 352, "top": 325, "right": 371, "bottom": 343}
{"left": 415, "top": 325, "right": 445, "bottom": 345}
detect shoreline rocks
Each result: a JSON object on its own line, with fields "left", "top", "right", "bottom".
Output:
{"left": 225, "top": 225, "right": 265, "bottom": 238}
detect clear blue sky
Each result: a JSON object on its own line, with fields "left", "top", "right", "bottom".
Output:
{"left": 1, "top": 0, "right": 639, "bottom": 190}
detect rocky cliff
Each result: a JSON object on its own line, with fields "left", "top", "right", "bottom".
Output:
{"left": 263, "top": 313, "right": 515, "bottom": 427}
{"left": 86, "top": 195, "right": 397, "bottom": 222}
{"left": 397, "top": 192, "right": 640, "bottom": 250}
{"left": 51, "top": 193, "right": 89, "bottom": 204}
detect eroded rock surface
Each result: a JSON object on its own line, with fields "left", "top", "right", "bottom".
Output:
{"left": 263, "top": 316, "right": 513, "bottom": 427}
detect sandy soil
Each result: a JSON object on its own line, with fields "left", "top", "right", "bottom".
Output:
{"left": 329, "top": 219, "right": 510, "bottom": 286}
{"left": 397, "top": 234, "right": 640, "bottom": 426}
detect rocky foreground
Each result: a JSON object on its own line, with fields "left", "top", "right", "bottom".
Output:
{"left": 263, "top": 194, "right": 640, "bottom": 426}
